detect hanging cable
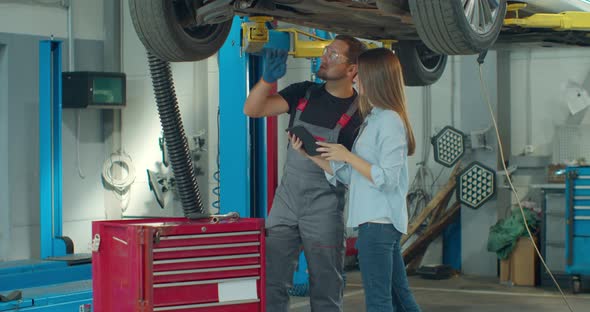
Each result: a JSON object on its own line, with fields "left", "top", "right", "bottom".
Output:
{"left": 75, "top": 109, "right": 86, "bottom": 179}
{"left": 477, "top": 52, "right": 575, "bottom": 312}
{"left": 102, "top": 151, "right": 135, "bottom": 202}
{"left": 407, "top": 85, "right": 435, "bottom": 222}
{"left": 211, "top": 108, "right": 221, "bottom": 211}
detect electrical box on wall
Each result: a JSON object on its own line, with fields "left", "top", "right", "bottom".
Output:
{"left": 62, "top": 72, "right": 126, "bottom": 109}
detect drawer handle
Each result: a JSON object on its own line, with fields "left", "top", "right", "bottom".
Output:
{"left": 154, "top": 276, "right": 260, "bottom": 288}
{"left": 154, "top": 264, "right": 261, "bottom": 276}
{"left": 154, "top": 242, "right": 260, "bottom": 253}
{"left": 154, "top": 253, "right": 260, "bottom": 265}
{"left": 159, "top": 231, "right": 261, "bottom": 241}
{"left": 153, "top": 299, "right": 260, "bottom": 311}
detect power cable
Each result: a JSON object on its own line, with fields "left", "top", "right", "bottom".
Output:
{"left": 211, "top": 108, "right": 221, "bottom": 211}
{"left": 75, "top": 110, "right": 85, "bottom": 179}
{"left": 477, "top": 51, "right": 575, "bottom": 312}
{"left": 102, "top": 151, "right": 136, "bottom": 205}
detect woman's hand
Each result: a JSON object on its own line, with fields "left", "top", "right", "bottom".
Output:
{"left": 316, "top": 141, "right": 352, "bottom": 163}
{"left": 288, "top": 132, "right": 309, "bottom": 157}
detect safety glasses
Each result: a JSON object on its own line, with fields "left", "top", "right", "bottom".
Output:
{"left": 322, "top": 47, "right": 349, "bottom": 64}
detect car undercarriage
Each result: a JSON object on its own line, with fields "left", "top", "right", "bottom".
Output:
{"left": 129, "top": 0, "right": 590, "bottom": 86}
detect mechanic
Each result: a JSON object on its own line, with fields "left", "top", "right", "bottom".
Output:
{"left": 243, "top": 35, "right": 367, "bottom": 311}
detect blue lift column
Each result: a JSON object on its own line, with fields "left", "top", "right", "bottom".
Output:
{"left": 218, "top": 17, "right": 289, "bottom": 218}
{"left": 218, "top": 17, "right": 252, "bottom": 217}
{"left": 0, "top": 39, "right": 92, "bottom": 312}
{"left": 39, "top": 40, "right": 68, "bottom": 259}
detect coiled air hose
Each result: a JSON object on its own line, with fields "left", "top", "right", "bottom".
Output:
{"left": 147, "top": 52, "right": 204, "bottom": 218}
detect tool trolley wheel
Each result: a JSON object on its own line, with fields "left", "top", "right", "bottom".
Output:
{"left": 407, "top": 0, "right": 507, "bottom": 55}
{"left": 129, "top": 0, "right": 233, "bottom": 62}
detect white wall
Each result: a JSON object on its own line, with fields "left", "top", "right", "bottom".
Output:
{"left": 61, "top": 107, "right": 107, "bottom": 251}
{"left": 0, "top": 45, "right": 8, "bottom": 261}
{"left": 0, "top": 2, "right": 67, "bottom": 37}
{"left": 510, "top": 47, "right": 590, "bottom": 158}
{"left": 0, "top": 0, "right": 103, "bottom": 40}
{"left": 54, "top": 0, "right": 107, "bottom": 255}
{"left": 73, "top": 0, "right": 104, "bottom": 40}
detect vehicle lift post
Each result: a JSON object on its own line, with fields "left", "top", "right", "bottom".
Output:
{"left": 0, "top": 40, "right": 92, "bottom": 312}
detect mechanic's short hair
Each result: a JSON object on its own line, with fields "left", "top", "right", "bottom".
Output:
{"left": 334, "top": 34, "right": 368, "bottom": 65}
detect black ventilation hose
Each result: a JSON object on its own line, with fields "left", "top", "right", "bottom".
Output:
{"left": 147, "top": 52, "right": 204, "bottom": 218}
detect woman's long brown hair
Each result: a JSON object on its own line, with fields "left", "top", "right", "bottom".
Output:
{"left": 357, "top": 48, "right": 416, "bottom": 156}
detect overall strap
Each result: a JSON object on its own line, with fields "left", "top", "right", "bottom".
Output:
{"left": 333, "top": 97, "right": 359, "bottom": 133}
{"left": 288, "top": 83, "right": 324, "bottom": 128}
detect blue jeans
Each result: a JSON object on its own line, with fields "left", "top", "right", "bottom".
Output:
{"left": 357, "top": 223, "right": 421, "bottom": 312}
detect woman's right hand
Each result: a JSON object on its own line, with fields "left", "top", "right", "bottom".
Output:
{"left": 288, "top": 132, "right": 309, "bottom": 158}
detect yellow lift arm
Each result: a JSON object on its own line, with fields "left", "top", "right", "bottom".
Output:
{"left": 504, "top": 3, "right": 590, "bottom": 31}
{"left": 242, "top": 16, "right": 386, "bottom": 58}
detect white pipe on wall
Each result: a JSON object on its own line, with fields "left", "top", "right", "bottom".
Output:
{"left": 525, "top": 49, "right": 532, "bottom": 148}
{"left": 0, "top": 45, "right": 9, "bottom": 261}
{"left": 67, "top": 0, "right": 74, "bottom": 71}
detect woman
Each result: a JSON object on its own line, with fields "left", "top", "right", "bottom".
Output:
{"left": 289, "top": 47, "right": 421, "bottom": 312}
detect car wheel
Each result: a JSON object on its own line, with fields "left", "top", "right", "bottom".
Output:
{"left": 129, "top": 0, "right": 233, "bottom": 62}
{"left": 394, "top": 41, "right": 448, "bottom": 87}
{"left": 408, "top": 0, "right": 507, "bottom": 55}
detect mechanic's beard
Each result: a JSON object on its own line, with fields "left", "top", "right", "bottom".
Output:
{"left": 316, "top": 69, "right": 346, "bottom": 81}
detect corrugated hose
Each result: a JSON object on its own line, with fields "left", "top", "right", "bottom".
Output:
{"left": 147, "top": 52, "right": 204, "bottom": 218}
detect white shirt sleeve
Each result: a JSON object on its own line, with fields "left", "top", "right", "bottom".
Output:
{"left": 325, "top": 160, "right": 352, "bottom": 186}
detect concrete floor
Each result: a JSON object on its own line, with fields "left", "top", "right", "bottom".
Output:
{"left": 289, "top": 270, "right": 590, "bottom": 312}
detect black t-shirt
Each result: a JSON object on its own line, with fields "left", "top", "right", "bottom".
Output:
{"left": 279, "top": 81, "right": 362, "bottom": 150}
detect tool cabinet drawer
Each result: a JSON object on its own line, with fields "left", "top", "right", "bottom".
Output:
{"left": 92, "top": 217, "right": 266, "bottom": 312}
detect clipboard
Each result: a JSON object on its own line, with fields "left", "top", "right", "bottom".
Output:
{"left": 286, "top": 125, "right": 321, "bottom": 156}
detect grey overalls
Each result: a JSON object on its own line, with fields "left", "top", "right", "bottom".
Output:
{"left": 266, "top": 85, "right": 358, "bottom": 312}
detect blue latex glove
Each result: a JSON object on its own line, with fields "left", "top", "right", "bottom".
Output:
{"left": 262, "top": 48, "right": 288, "bottom": 83}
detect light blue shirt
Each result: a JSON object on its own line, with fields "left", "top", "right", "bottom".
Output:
{"left": 327, "top": 107, "right": 409, "bottom": 234}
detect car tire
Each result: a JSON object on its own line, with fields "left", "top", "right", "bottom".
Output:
{"left": 129, "top": 0, "right": 232, "bottom": 62}
{"left": 394, "top": 41, "right": 448, "bottom": 87}
{"left": 408, "top": 0, "right": 507, "bottom": 55}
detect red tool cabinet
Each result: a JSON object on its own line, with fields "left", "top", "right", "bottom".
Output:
{"left": 92, "top": 217, "right": 265, "bottom": 311}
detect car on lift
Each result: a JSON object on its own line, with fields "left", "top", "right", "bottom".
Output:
{"left": 128, "top": 0, "right": 590, "bottom": 86}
